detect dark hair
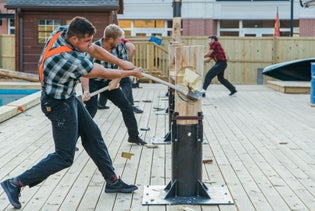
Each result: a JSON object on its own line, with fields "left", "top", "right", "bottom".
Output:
{"left": 208, "top": 35, "right": 218, "bottom": 41}
{"left": 66, "top": 16, "right": 96, "bottom": 39}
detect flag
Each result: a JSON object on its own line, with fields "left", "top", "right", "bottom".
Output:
{"left": 274, "top": 7, "right": 280, "bottom": 37}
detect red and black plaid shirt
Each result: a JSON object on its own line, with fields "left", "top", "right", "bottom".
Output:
{"left": 209, "top": 41, "right": 226, "bottom": 62}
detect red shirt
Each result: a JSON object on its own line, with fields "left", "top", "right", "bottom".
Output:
{"left": 210, "top": 41, "right": 226, "bottom": 62}
{"left": 121, "top": 38, "right": 129, "bottom": 44}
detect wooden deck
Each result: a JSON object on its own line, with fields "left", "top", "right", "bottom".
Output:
{"left": 0, "top": 84, "right": 315, "bottom": 211}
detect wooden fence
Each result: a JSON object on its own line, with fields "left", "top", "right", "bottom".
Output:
{"left": 0, "top": 35, "right": 15, "bottom": 71}
{"left": 1, "top": 34, "right": 315, "bottom": 84}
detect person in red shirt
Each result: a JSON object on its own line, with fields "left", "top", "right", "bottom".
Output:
{"left": 201, "top": 36, "right": 237, "bottom": 97}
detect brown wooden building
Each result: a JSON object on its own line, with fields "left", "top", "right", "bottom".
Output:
{"left": 5, "top": 0, "right": 123, "bottom": 74}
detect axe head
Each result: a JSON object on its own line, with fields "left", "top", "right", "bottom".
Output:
{"left": 186, "top": 89, "right": 203, "bottom": 101}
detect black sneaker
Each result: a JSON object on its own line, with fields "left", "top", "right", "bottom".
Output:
{"left": 1, "top": 179, "right": 22, "bottom": 209}
{"left": 105, "top": 178, "right": 138, "bottom": 193}
{"left": 229, "top": 90, "right": 237, "bottom": 96}
{"left": 133, "top": 106, "right": 143, "bottom": 114}
{"left": 128, "top": 137, "right": 147, "bottom": 145}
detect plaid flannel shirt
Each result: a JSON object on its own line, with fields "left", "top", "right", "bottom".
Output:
{"left": 210, "top": 41, "right": 227, "bottom": 62}
{"left": 91, "top": 39, "right": 128, "bottom": 83}
{"left": 39, "top": 26, "right": 93, "bottom": 99}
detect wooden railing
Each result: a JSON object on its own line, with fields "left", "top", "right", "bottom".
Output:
{"left": 131, "top": 41, "right": 169, "bottom": 82}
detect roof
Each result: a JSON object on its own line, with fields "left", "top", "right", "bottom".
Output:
{"left": 5, "top": 0, "right": 119, "bottom": 10}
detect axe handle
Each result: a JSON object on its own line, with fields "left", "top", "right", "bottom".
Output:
{"left": 90, "top": 86, "right": 109, "bottom": 97}
{"left": 78, "top": 85, "right": 109, "bottom": 100}
{"left": 141, "top": 72, "right": 186, "bottom": 94}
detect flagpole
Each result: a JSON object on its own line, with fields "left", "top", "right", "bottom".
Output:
{"left": 290, "top": 0, "right": 294, "bottom": 36}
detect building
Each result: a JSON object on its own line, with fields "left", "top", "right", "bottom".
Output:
{"left": 2, "top": 0, "right": 315, "bottom": 73}
{"left": 117, "top": 0, "right": 315, "bottom": 37}
{"left": 0, "top": 0, "right": 14, "bottom": 34}
{"left": 3, "top": 1, "right": 315, "bottom": 38}
{"left": 4, "top": 0, "right": 121, "bottom": 73}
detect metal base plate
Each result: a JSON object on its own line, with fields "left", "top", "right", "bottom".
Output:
{"left": 142, "top": 185, "right": 234, "bottom": 205}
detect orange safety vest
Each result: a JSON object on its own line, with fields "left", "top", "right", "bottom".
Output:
{"left": 38, "top": 31, "right": 73, "bottom": 84}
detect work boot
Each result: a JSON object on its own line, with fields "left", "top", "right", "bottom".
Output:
{"left": 105, "top": 178, "right": 138, "bottom": 193}
{"left": 1, "top": 179, "right": 22, "bottom": 209}
{"left": 229, "top": 90, "right": 237, "bottom": 96}
{"left": 128, "top": 136, "right": 147, "bottom": 145}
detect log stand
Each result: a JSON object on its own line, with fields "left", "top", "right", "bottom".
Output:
{"left": 143, "top": 45, "right": 234, "bottom": 205}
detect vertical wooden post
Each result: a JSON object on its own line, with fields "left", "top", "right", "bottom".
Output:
{"left": 168, "top": 43, "right": 183, "bottom": 83}
{"left": 171, "top": 0, "right": 182, "bottom": 43}
{"left": 171, "top": 17, "right": 181, "bottom": 43}
{"left": 174, "top": 45, "right": 204, "bottom": 125}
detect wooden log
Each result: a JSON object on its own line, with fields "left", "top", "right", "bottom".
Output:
{"left": 0, "top": 69, "right": 39, "bottom": 82}
{"left": 168, "top": 43, "right": 183, "bottom": 82}
{"left": 174, "top": 45, "right": 204, "bottom": 125}
{"left": 171, "top": 17, "right": 181, "bottom": 43}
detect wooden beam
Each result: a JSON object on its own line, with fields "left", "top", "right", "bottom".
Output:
{"left": 0, "top": 69, "right": 39, "bottom": 82}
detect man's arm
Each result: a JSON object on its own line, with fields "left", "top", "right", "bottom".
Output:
{"left": 125, "top": 41, "right": 136, "bottom": 61}
{"left": 85, "top": 63, "right": 142, "bottom": 80}
{"left": 204, "top": 57, "right": 212, "bottom": 63}
{"left": 204, "top": 49, "right": 214, "bottom": 58}
{"left": 80, "top": 77, "right": 91, "bottom": 101}
{"left": 87, "top": 43, "right": 135, "bottom": 70}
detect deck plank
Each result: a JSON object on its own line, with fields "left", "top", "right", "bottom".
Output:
{"left": 1, "top": 84, "right": 315, "bottom": 210}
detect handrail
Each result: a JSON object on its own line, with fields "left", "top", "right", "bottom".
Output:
{"left": 131, "top": 41, "right": 169, "bottom": 82}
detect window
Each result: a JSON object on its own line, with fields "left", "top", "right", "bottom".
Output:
{"left": 8, "top": 18, "right": 15, "bottom": 35}
{"left": 118, "top": 19, "right": 172, "bottom": 37}
{"left": 38, "top": 19, "right": 61, "bottom": 43}
{"left": 219, "top": 19, "right": 299, "bottom": 37}
{"left": 134, "top": 20, "right": 155, "bottom": 28}
{"left": 119, "top": 20, "right": 132, "bottom": 28}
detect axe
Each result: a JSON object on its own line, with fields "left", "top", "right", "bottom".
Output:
{"left": 141, "top": 72, "right": 202, "bottom": 101}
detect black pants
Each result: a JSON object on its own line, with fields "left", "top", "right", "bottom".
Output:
{"left": 84, "top": 80, "right": 139, "bottom": 139}
{"left": 98, "top": 77, "right": 134, "bottom": 107}
{"left": 120, "top": 77, "right": 134, "bottom": 106}
{"left": 18, "top": 92, "right": 116, "bottom": 187}
{"left": 203, "top": 61, "right": 236, "bottom": 92}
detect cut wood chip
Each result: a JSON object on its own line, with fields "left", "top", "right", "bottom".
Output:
{"left": 121, "top": 152, "right": 134, "bottom": 159}
{"left": 202, "top": 159, "right": 213, "bottom": 164}
{"left": 183, "top": 67, "right": 202, "bottom": 92}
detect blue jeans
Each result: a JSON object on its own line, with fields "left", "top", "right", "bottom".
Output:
{"left": 85, "top": 80, "right": 139, "bottom": 139}
{"left": 17, "top": 92, "right": 115, "bottom": 187}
